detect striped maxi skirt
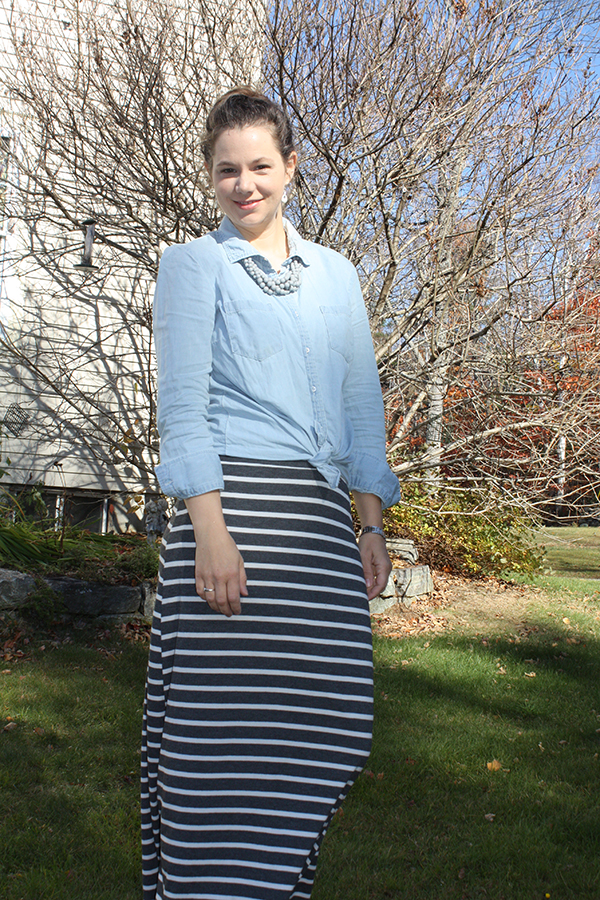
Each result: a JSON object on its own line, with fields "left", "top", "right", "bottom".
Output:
{"left": 141, "top": 458, "right": 374, "bottom": 900}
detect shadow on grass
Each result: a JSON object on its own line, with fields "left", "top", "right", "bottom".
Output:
{"left": 545, "top": 551, "right": 600, "bottom": 579}
{"left": 4, "top": 618, "right": 600, "bottom": 900}
{"left": 0, "top": 627, "right": 148, "bottom": 900}
{"left": 314, "top": 625, "right": 600, "bottom": 900}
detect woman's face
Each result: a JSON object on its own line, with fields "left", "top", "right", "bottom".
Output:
{"left": 209, "top": 125, "right": 296, "bottom": 241}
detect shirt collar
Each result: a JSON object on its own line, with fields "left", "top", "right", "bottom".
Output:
{"left": 216, "top": 216, "right": 311, "bottom": 267}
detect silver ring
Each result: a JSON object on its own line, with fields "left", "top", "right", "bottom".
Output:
{"left": 204, "top": 588, "right": 215, "bottom": 593}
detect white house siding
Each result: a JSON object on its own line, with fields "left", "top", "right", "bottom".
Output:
{"left": 0, "top": 0, "right": 260, "bottom": 529}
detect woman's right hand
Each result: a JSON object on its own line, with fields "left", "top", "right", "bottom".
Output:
{"left": 185, "top": 491, "right": 248, "bottom": 617}
{"left": 194, "top": 522, "right": 248, "bottom": 617}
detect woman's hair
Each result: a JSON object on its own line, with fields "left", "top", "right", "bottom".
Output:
{"left": 202, "top": 86, "right": 296, "bottom": 168}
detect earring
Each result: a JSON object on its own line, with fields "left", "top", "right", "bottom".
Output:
{"left": 281, "top": 186, "right": 289, "bottom": 205}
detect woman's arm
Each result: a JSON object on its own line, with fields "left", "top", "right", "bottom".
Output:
{"left": 153, "top": 244, "right": 247, "bottom": 616}
{"left": 352, "top": 490, "right": 392, "bottom": 601}
{"left": 185, "top": 492, "right": 248, "bottom": 617}
{"left": 341, "top": 266, "right": 401, "bottom": 510}
{"left": 154, "top": 242, "right": 225, "bottom": 498}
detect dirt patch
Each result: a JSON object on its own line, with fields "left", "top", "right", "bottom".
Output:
{"left": 371, "top": 572, "right": 545, "bottom": 640}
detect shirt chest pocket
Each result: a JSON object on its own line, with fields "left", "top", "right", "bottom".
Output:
{"left": 320, "top": 305, "right": 353, "bottom": 363}
{"left": 222, "top": 299, "right": 284, "bottom": 361}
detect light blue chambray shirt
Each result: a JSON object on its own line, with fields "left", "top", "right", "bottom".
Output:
{"left": 153, "top": 216, "right": 400, "bottom": 509}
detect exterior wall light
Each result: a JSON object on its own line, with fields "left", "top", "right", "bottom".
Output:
{"left": 74, "top": 218, "right": 99, "bottom": 269}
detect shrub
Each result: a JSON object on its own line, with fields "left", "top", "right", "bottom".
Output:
{"left": 383, "top": 483, "right": 543, "bottom": 577}
{"left": 0, "top": 481, "right": 160, "bottom": 586}
{"left": 55, "top": 534, "right": 159, "bottom": 584}
{"left": 0, "top": 524, "right": 159, "bottom": 585}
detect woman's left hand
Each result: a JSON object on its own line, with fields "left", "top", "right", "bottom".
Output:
{"left": 358, "top": 533, "right": 392, "bottom": 601}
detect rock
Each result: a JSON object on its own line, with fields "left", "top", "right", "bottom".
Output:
{"left": 369, "top": 564, "right": 433, "bottom": 616}
{"left": 46, "top": 578, "right": 142, "bottom": 617}
{"left": 141, "top": 581, "right": 157, "bottom": 617}
{"left": 0, "top": 568, "right": 159, "bottom": 618}
{"left": 386, "top": 538, "right": 419, "bottom": 564}
{"left": 369, "top": 593, "right": 399, "bottom": 615}
{"left": 379, "top": 573, "right": 397, "bottom": 598}
{"left": 0, "top": 568, "right": 36, "bottom": 609}
{"left": 393, "top": 565, "right": 433, "bottom": 598}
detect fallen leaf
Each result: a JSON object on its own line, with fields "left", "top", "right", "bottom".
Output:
{"left": 484, "top": 812, "right": 496, "bottom": 822}
{"left": 458, "top": 868, "right": 465, "bottom": 879}
{"left": 3, "top": 721, "right": 17, "bottom": 732}
{"left": 563, "top": 617, "right": 570, "bottom": 625}
{"left": 1, "top": 669, "right": 11, "bottom": 675}
{"left": 524, "top": 672, "right": 536, "bottom": 678}
{"left": 33, "top": 727, "right": 45, "bottom": 736}
{"left": 487, "top": 759, "right": 502, "bottom": 772}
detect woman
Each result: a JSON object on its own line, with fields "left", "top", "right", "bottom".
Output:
{"left": 141, "top": 87, "right": 400, "bottom": 900}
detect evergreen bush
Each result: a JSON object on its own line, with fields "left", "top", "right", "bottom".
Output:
{"left": 384, "top": 483, "right": 543, "bottom": 577}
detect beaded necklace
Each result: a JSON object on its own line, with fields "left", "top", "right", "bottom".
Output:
{"left": 240, "top": 254, "right": 303, "bottom": 297}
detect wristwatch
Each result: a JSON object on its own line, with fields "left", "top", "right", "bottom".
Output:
{"left": 359, "top": 526, "right": 386, "bottom": 539}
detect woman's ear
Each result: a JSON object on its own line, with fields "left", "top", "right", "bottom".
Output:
{"left": 285, "top": 151, "right": 298, "bottom": 185}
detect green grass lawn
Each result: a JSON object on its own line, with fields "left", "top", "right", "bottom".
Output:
{"left": 0, "top": 621, "right": 148, "bottom": 900}
{"left": 2, "top": 587, "right": 600, "bottom": 900}
{"left": 535, "top": 526, "right": 600, "bottom": 580}
{"left": 315, "top": 623, "right": 600, "bottom": 899}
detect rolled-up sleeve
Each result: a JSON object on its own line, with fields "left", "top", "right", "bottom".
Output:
{"left": 342, "top": 266, "right": 401, "bottom": 509}
{"left": 153, "top": 243, "right": 224, "bottom": 498}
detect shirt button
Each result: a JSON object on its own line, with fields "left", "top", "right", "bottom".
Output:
{"left": 311, "top": 386, "right": 316, "bottom": 393}
{"left": 305, "top": 347, "right": 310, "bottom": 354}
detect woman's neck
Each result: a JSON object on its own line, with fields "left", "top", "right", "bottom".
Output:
{"left": 235, "top": 215, "right": 289, "bottom": 272}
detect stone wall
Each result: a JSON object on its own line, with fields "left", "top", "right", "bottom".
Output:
{"left": 0, "top": 567, "right": 156, "bottom": 618}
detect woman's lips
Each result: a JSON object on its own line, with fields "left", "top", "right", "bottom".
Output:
{"left": 235, "top": 199, "right": 262, "bottom": 210}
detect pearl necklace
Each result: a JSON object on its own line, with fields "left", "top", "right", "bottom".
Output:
{"left": 240, "top": 255, "right": 303, "bottom": 296}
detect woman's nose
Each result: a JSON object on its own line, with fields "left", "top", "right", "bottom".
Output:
{"left": 235, "top": 170, "right": 253, "bottom": 193}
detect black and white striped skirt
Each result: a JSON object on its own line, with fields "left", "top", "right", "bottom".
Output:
{"left": 141, "top": 458, "right": 373, "bottom": 900}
